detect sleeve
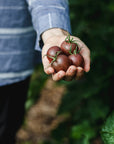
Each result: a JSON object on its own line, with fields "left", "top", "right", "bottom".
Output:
{"left": 26, "top": 0, "right": 71, "bottom": 51}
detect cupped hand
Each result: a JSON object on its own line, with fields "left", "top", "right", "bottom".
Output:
{"left": 42, "top": 34, "right": 90, "bottom": 81}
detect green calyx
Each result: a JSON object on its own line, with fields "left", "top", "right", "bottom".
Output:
{"left": 65, "top": 34, "right": 79, "bottom": 45}
{"left": 69, "top": 45, "right": 79, "bottom": 55}
{"left": 65, "top": 34, "right": 83, "bottom": 55}
{"left": 74, "top": 46, "right": 78, "bottom": 55}
{"left": 46, "top": 51, "right": 61, "bottom": 66}
{"left": 65, "top": 34, "right": 75, "bottom": 43}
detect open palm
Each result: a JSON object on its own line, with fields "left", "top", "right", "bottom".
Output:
{"left": 42, "top": 35, "right": 90, "bottom": 81}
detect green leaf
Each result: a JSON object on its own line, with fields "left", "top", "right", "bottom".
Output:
{"left": 71, "top": 121, "right": 96, "bottom": 140}
{"left": 101, "top": 112, "right": 114, "bottom": 144}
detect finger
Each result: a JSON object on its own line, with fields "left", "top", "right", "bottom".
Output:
{"left": 64, "top": 65, "right": 77, "bottom": 81}
{"left": 52, "top": 70, "right": 66, "bottom": 81}
{"left": 42, "top": 47, "right": 55, "bottom": 75}
{"left": 44, "top": 67, "right": 55, "bottom": 75}
{"left": 72, "top": 37, "right": 91, "bottom": 72}
{"left": 42, "top": 58, "right": 55, "bottom": 75}
{"left": 80, "top": 47, "right": 90, "bottom": 72}
{"left": 84, "top": 54, "right": 90, "bottom": 72}
{"left": 75, "top": 67, "right": 84, "bottom": 80}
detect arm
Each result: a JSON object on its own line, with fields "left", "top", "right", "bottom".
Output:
{"left": 25, "top": 0, "right": 71, "bottom": 51}
{"left": 26, "top": 0, "right": 90, "bottom": 81}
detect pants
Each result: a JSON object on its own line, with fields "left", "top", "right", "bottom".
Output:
{"left": 0, "top": 77, "right": 30, "bottom": 144}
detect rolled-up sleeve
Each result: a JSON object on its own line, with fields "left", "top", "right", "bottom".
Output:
{"left": 26, "top": 0, "right": 71, "bottom": 51}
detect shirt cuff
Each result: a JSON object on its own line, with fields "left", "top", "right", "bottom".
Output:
{"left": 34, "top": 13, "right": 71, "bottom": 51}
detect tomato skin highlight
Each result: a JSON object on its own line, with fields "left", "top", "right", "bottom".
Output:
{"left": 47, "top": 46, "right": 62, "bottom": 62}
{"left": 61, "top": 41, "right": 78, "bottom": 55}
{"left": 68, "top": 54, "right": 84, "bottom": 68}
{"left": 52, "top": 55, "right": 71, "bottom": 72}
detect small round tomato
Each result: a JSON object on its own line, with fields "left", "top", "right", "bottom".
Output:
{"left": 61, "top": 34, "right": 79, "bottom": 55}
{"left": 52, "top": 54, "right": 71, "bottom": 72}
{"left": 47, "top": 46, "right": 62, "bottom": 62}
{"left": 61, "top": 41, "right": 78, "bottom": 56}
{"left": 68, "top": 54, "right": 84, "bottom": 68}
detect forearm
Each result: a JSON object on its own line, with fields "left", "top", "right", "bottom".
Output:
{"left": 25, "top": 0, "right": 71, "bottom": 51}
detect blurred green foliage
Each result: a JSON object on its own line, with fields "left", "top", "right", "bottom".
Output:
{"left": 49, "top": 0, "right": 114, "bottom": 143}
{"left": 25, "top": 0, "right": 114, "bottom": 143}
{"left": 101, "top": 112, "right": 114, "bottom": 144}
{"left": 25, "top": 64, "right": 48, "bottom": 110}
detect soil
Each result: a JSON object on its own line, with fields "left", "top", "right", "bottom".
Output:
{"left": 16, "top": 77, "right": 66, "bottom": 144}
{"left": 16, "top": 77, "right": 103, "bottom": 144}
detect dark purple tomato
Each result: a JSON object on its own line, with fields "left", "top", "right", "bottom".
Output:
{"left": 68, "top": 54, "right": 84, "bottom": 68}
{"left": 52, "top": 54, "right": 71, "bottom": 72}
{"left": 47, "top": 46, "right": 62, "bottom": 62}
{"left": 61, "top": 41, "right": 78, "bottom": 55}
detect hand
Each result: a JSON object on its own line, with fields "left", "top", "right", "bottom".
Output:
{"left": 41, "top": 28, "right": 90, "bottom": 81}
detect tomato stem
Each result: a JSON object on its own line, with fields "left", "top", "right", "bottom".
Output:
{"left": 47, "top": 50, "right": 62, "bottom": 67}
{"left": 77, "top": 47, "right": 82, "bottom": 53}
{"left": 43, "top": 54, "right": 47, "bottom": 58}
{"left": 74, "top": 46, "right": 78, "bottom": 55}
{"left": 65, "top": 34, "right": 80, "bottom": 44}
{"left": 48, "top": 55, "right": 55, "bottom": 59}
{"left": 69, "top": 45, "right": 73, "bottom": 55}
{"left": 65, "top": 34, "right": 72, "bottom": 43}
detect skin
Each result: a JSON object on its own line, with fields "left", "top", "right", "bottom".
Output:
{"left": 41, "top": 28, "right": 90, "bottom": 81}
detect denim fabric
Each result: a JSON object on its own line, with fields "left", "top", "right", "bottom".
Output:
{"left": 0, "top": 0, "right": 71, "bottom": 86}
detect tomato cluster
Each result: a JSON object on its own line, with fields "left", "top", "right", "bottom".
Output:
{"left": 46, "top": 35, "right": 84, "bottom": 72}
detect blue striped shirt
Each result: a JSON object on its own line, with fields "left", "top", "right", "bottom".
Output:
{"left": 0, "top": 0, "right": 71, "bottom": 86}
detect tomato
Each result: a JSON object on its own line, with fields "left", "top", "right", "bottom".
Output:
{"left": 46, "top": 35, "right": 84, "bottom": 73}
{"left": 52, "top": 54, "right": 71, "bottom": 72}
{"left": 61, "top": 41, "right": 78, "bottom": 56}
{"left": 47, "top": 46, "right": 62, "bottom": 62}
{"left": 68, "top": 54, "right": 84, "bottom": 68}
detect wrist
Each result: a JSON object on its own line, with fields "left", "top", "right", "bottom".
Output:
{"left": 41, "top": 28, "right": 69, "bottom": 44}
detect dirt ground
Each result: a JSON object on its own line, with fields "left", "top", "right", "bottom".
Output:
{"left": 16, "top": 77, "right": 103, "bottom": 144}
{"left": 16, "top": 78, "right": 66, "bottom": 143}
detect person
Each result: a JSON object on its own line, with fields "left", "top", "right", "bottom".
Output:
{"left": 0, "top": 0, "right": 90, "bottom": 143}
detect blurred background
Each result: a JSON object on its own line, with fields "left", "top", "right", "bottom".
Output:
{"left": 16, "top": 0, "right": 114, "bottom": 144}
